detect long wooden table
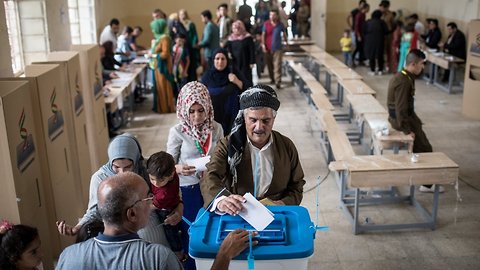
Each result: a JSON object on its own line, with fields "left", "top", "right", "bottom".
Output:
{"left": 104, "top": 64, "right": 147, "bottom": 127}
{"left": 345, "top": 94, "right": 387, "bottom": 121}
{"left": 334, "top": 78, "right": 376, "bottom": 105}
{"left": 363, "top": 112, "right": 414, "bottom": 155}
{"left": 300, "top": 44, "right": 325, "bottom": 53}
{"left": 425, "top": 51, "right": 465, "bottom": 94}
{"left": 329, "top": 152, "right": 459, "bottom": 234}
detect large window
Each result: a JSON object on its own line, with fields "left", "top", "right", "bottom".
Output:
{"left": 3, "top": 0, "right": 49, "bottom": 74}
{"left": 68, "top": 0, "right": 96, "bottom": 45}
{"left": 4, "top": 0, "right": 24, "bottom": 75}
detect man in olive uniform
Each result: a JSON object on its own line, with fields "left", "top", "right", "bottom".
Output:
{"left": 387, "top": 49, "right": 443, "bottom": 193}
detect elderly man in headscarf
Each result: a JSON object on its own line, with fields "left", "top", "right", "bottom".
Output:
{"left": 200, "top": 84, "right": 305, "bottom": 215}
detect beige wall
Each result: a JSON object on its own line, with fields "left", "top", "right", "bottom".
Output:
{"left": 95, "top": 0, "right": 227, "bottom": 48}
{"left": 45, "top": 0, "right": 72, "bottom": 51}
{"left": 0, "top": 3, "right": 13, "bottom": 77}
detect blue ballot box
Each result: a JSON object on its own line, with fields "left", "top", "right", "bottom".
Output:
{"left": 189, "top": 206, "right": 315, "bottom": 270}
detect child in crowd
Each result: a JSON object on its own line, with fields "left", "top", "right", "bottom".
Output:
{"left": 0, "top": 220, "right": 44, "bottom": 270}
{"left": 146, "top": 151, "right": 185, "bottom": 262}
{"left": 340, "top": 29, "right": 353, "bottom": 67}
{"left": 172, "top": 33, "right": 190, "bottom": 91}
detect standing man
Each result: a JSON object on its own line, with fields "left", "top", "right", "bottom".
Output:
{"left": 237, "top": 0, "right": 253, "bottom": 32}
{"left": 346, "top": 0, "right": 366, "bottom": 53}
{"left": 56, "top": 172, "right": 183, "bottom": 269}
{"left": 217, "top": 3, "right": 232, "bottom": 44}
{"left": 387, "top": 49, "right": 443, "bottom": 193}
{"left": 379, "top": 0, "right": 395, "bottom": 73}
{"left": 56, "top": 172, "right": 254, "bottom": 269}
{"left": 353, "top": 3, "right": 369, "bottom": 66}
{"left": 99, "top": 18, "right": 120, "bottom": 50}
{"left": 262, "top": 10, "right": 288, "bottom": 89}
{"left": 197, "top": 10, "right": 220, "bottom": 69}
{"left": 201, "top": 84, "right": 305, "bottom": 214}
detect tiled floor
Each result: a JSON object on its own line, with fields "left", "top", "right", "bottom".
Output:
{"left": 120, "top": 61, "right": 480, "bottom": 270}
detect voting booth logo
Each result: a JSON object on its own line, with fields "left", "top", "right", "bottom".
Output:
{"left": 47, "top": 88, "right": 65, "bottom": 141}
{"left": 16, "top": 108, "right": 36, "bottom": 173}
{"left": 74, "top": 72, "right": 84, "bottom": 116}
{"left": 470, "top": 32, "right": 480, "bottom": 57}
{"left": 93, "top": 62, "right": 103, "bottom": 100}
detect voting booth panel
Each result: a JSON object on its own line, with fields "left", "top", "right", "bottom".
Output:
{"left": 71, "top": 44, "right": 109, "bottom": 171}
{"left": 463, "top": 20, "right": 480, "bottom": 120}
{"left": 34, "top": 51, "right": 93, "bottom": 206}
{"left": 13, "top": 64, "right": 84, "bottom": 250}
{"left": 189, "top": 206, "right": 315, "bottom": 270}
{"left": 0, "top": 81, "right": 56, "bottom": 269}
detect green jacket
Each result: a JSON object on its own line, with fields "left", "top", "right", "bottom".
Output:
{"left": 199, "top": 21, "right": 220, "bottom": 59}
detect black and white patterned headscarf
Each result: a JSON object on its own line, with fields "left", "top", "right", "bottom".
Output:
{"left": 227, "top": 84, "right": 280, "bottom": 186}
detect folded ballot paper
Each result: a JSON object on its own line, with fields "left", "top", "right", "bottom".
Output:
{"left": 185, "top": 156, "right": 210, "bottom": 172}
{"left": 238, "top": 193, "right": 275, "bottom": 231}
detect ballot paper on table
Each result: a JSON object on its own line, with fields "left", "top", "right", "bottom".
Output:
{"left": 186, "top": 156, "right": 210, "bottom": 172}
{"left": 238, "top": 192, "right": 275, "bottom": 231}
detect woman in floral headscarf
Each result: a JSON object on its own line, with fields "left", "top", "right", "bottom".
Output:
{"left": 150, "top": 19, "right": 176, "bottom": 113}
{"left": 166, "top": 81, "right": 223, "bottom": 270}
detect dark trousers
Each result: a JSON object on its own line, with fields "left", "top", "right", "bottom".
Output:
{"left": 369, "top": 54, "right": 384, "bottom": 72}
{"left": 353, "top": 39, "right": 365, "bottom": 63}
{"left": 390, "top": 114, "right": 433, "bottom": 188}
{"left": 155, "top": 209, "right": 183, "bottom": 252}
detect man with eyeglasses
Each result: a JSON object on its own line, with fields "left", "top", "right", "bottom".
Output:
{"left": 56, "top": 172, "right": 256, "bottom": 269}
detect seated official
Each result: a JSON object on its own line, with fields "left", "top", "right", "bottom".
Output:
{"left": 200, "top": 84, "right": 306, "bottom": 215}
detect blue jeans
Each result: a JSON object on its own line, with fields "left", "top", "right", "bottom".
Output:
{"left": 343, "top": 52, "right": 352, "bottom": 67}
{"left": 180, "top": 183, "right": 204, "bottom": 270}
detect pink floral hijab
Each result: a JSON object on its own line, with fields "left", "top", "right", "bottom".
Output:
{"left": 228, "top": 20, "right": 251, "bottom": 41}
{"left": 176, "top": 81, "right": 214, "bottom": 144}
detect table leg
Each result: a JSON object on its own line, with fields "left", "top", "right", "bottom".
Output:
{"left": 448, "top": 65, "right": 455, "bottom": 94}
{"left": 429, "top": 63, "right": 435, "bottom": 84}
{"left": 431, "top": 185, "right": 440, "bottom": 230}
{"left": 353, "top": 188, "right": 360, "bottom": 235}
{"left": 325, "top": 73, "right": 331, "bottom": 94}
{"left": 348, "top": 103, "right": 353, "bottom": 123}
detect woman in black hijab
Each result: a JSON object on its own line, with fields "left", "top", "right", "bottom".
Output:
{"left": 201, "top": 48, "right": 250, "bottom": 135}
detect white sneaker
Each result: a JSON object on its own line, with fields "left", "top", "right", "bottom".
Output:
{"left": 367, "top": 71, "right": 376, "bottom": 76}
{"left": 419, "top": 185, "right": 445, "bottom": 193}
{"left": 377, "top": 71, "right": 383, "bottom": 76}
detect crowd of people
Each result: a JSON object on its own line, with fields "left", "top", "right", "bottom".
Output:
{"left": 1, "top": 81, "right": 305, "bottom": 269}
{"left": 342, "top": 0, "right": 466, "bottom": 76}
{"left": 98, "top": 1, "right": 311, "bottom": 116}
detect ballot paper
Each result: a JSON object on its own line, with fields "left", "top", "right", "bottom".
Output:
{"left": 239, "top": 193, "right": 274, "bottom": 231}
{"left": 186, "top": 156, "right": 211, "bottom": 172}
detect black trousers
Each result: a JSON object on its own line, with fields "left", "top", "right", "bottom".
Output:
{"left": 155, "top": 209, "right": 183, "bottom": 252}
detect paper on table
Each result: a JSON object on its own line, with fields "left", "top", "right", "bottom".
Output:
{"left": 186, "top": 156, "right": 211, "bottom": 172}
{"left": 238, "top": 193, "right": 274, "bottom": 231}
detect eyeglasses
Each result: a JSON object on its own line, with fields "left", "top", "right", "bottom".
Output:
{"left": 126, "top": 193, "right": 154, "bottom": 210}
